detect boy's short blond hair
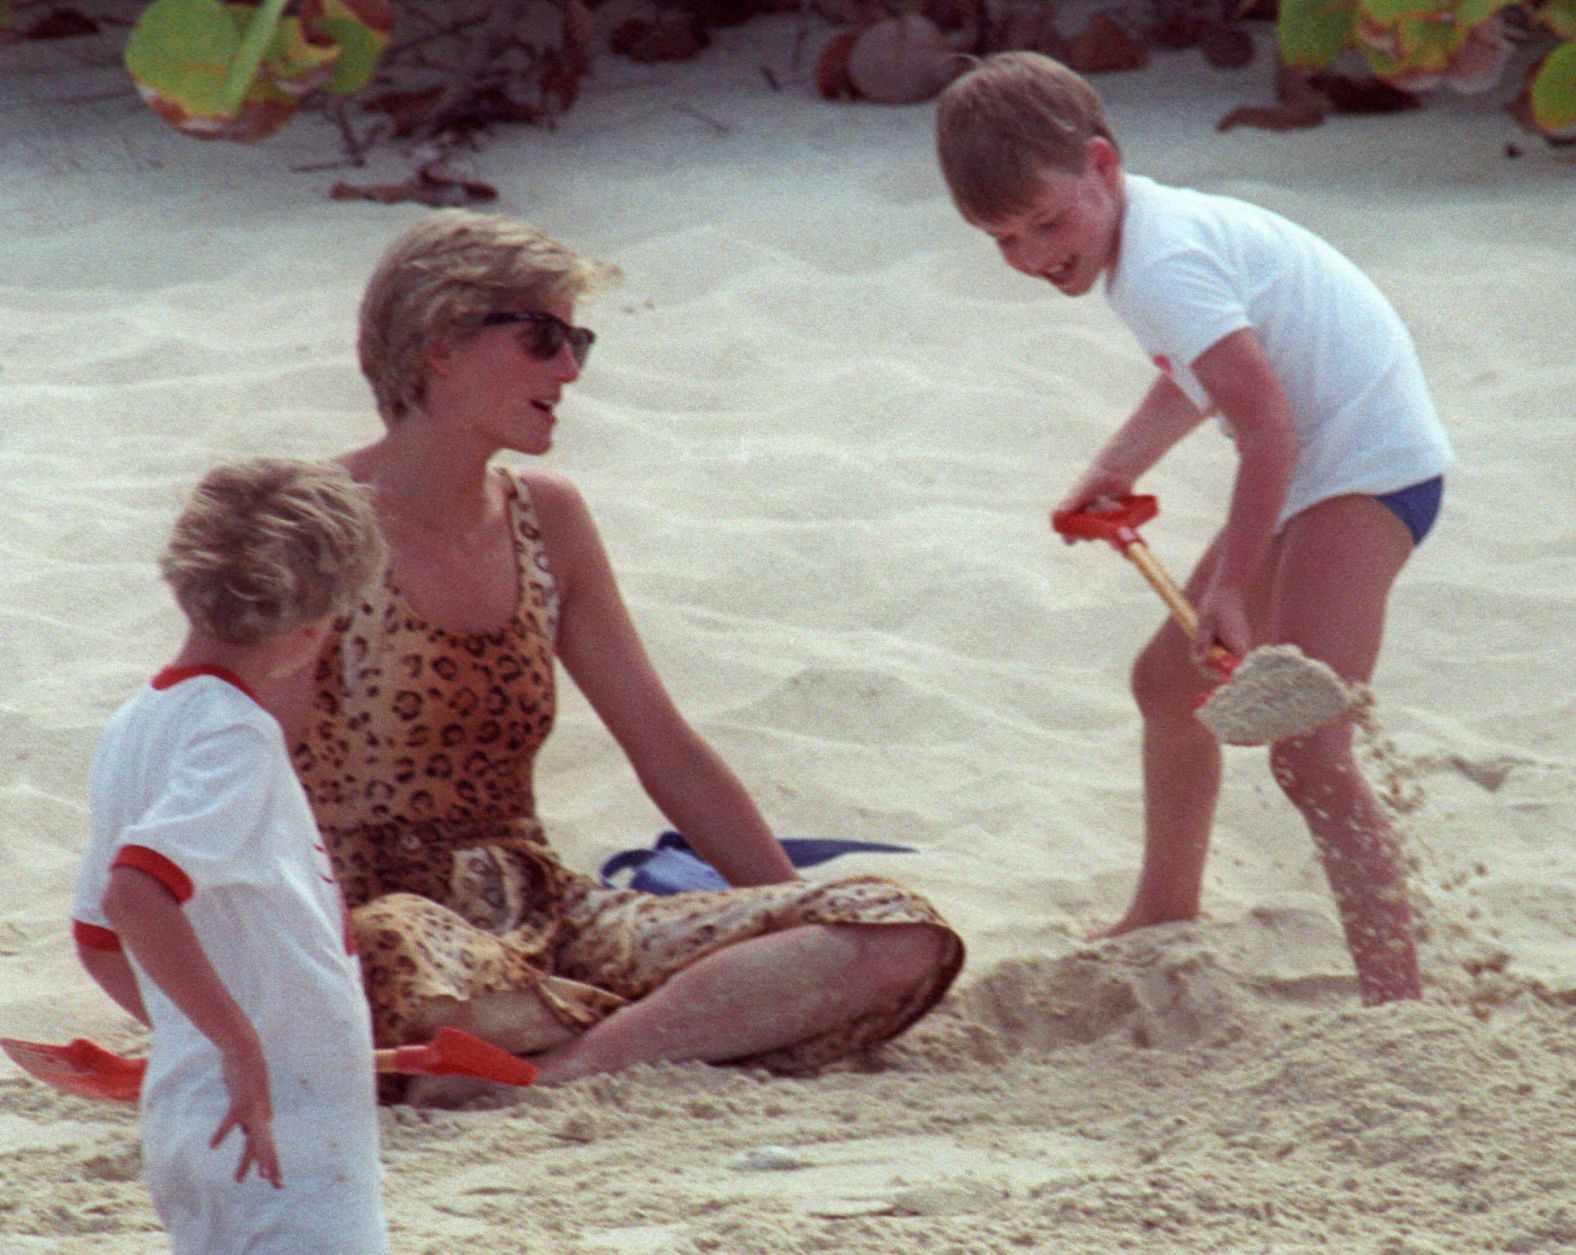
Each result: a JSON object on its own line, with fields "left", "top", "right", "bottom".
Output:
{"left": 358, "top": 210, "right": 621, "bottom": 426}
{"left": 935, "top": 51, "right": 1118, "bottom": 225}
{"left": 160, "top": 458, "right": 385, "bottom": 646}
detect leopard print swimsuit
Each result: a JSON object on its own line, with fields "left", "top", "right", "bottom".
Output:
{"left": 295, "top": 470, "right": 962, "bottom": 1084}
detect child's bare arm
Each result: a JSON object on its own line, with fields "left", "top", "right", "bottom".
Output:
{"left": 1191, "top": 328, "right": 1298, "bottom": 654}
{"left": 76, "top": 943, "right": 150, "bottom": 1026}
{"left": 101, "top": 865, "right": 282, "bottom": 1188}
{"left": 1057, "top": 374, "right": 1206, "bottom": 516}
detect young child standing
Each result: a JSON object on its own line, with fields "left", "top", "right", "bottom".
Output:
{"left": 935, "top": 53, "right": 1453, "bottom": 1004}
{"left": 71, "top": 458, "right": 390, "bottom": 1253}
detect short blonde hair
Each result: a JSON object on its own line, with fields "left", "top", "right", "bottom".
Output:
{"left": 935, "top": 52, "right": 1118, "bottom": 225}
{"left": 160, "top": 458, "right": 385, "bottom": 646}
{"left": 358, "top": 210, "right": 621, "bottom": 425}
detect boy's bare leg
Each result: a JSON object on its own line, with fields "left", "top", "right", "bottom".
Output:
{"left": 1100, "top": 541, "right": 1231, "bottom": 936}
{"left": 528, "top": 923, "right": 946, "bottom": 1085}
{"left": 1268, "top": 495, "right": 1421, "bottom": 1004}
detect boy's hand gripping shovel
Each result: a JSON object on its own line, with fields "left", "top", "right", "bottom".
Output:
{"left": 1051, "top": 494, "right": 1353, "bottom": 746}
{"left": 1, "top": 1026, "right": 537, "bottom": 1104}
{"left": 1051, "top": 494, "right": 1238, "bottom": 679}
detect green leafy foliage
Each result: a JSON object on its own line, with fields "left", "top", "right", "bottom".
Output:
{"left": 303, "top": 0, "right": 394, "bottom": 96}
{"left": 1278, "top": 0, "right": 1576, "bottom": 136}
{"left": 1279, "top": 0, "right": 1358, "bottom": 69}
{"left": 1530, "top": 40, "right": 1576, "bottom": 128}
{"left": 124, "top": 0, "right": 391, "bottom": 141}
{"left": 1540, "top": 0, "right": 1576, "bottom": 36}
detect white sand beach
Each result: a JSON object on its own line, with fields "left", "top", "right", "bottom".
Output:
{"left": 3, "top": 12, "right": 1573, "bottom": 1252}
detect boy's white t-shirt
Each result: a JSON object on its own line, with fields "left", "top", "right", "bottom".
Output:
{"left": 1105, "top": 174, "right": 1454, "bottom": 527}
{"left": 73, "top": 667, "right": 386, "bottom": 1254}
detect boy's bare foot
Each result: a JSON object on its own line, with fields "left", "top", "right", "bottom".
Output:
{"left": 1088, "top": 906, "right": 1202, "bottom": 941}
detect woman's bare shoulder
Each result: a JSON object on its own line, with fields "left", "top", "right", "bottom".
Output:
{"left": 512, "top": 467, "right": 591, "bottom": 529}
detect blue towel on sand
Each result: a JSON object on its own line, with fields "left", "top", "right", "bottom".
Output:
{"left": 598, "top": 830, "right": 914, "bottom": 895}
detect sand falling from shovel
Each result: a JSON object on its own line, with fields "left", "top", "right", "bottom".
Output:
{"left": 1196, "top": 644, "right": 1354, "bottom": 746}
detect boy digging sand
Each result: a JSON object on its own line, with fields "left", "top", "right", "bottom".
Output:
{"left": 935, "top": 53, "right": 1453, "bottom": 1004}
{"left": 71, "top": 459, "right": 389, "bottom": 1253}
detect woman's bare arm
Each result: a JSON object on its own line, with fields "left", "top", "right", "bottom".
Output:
{"left": 528, "top": 472, "right": 798, "bottom": 887}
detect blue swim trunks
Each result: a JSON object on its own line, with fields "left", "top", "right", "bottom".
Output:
{"left": 1373, "top": 476, "right": 1444, "bottom": 547}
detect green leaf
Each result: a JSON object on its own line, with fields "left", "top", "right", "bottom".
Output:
{"left": 125, "top": 0, "right": 246, "bottom": 121}
{"left": 1361, "top": 0, "right": 1442, "bottom": 23}
{"left": 1279, "top": 0, "right": 1358, "bottom": 67}
{"left": 1393, "top": 13, "right": 1466, "bottom": 68}
{"left": 223, "top": 0, "right": 290, "bottom": 113}
{"left": 304, "top": 0, "right": 394, "bottom": 96}
{"left": 1531, "top": 39, "right": 1576, "bottom": 131}
{"left": 125, "top": 0, "right": 331, "bottom": 139}
{"left": 1356, "top": 40, "right": 1406, "bottom": 79}
{"left": 259, "top": 15, "right": 342, "bottom": 94}
{"left": 1457, "top": 0, "right": 1516, "bottom": 26}
{"left": 1537, "top": 0, "right": 1576, "bottom": 39}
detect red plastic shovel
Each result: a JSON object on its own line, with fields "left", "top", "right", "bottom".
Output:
{"left": 1051, "top": 494, "right": 1357, "bottom": 745}
{"left": 1051, "top": 494, "right": 1238, "bottom": 679}
{"left": 1, "top": 1026, "right": 537, "bottom": 1104}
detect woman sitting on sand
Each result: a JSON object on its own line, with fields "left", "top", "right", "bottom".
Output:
{"left": 265, "top": 210, "right": 963, "bottom": 1100}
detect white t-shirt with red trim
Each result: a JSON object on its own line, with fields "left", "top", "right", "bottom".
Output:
{"left": 1105, "top": 174, "right": 1454, "bottom": 528}
{"left": 72, "top": 666, "right": 386, "bottom": 1254}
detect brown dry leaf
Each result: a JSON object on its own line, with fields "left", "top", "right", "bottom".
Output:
{"left": 1276, "top": 60, "right": 1329, "bottom": 109}
{"left": 562, "top": 0, "right": 594, "bottom": 71}
{"left": 1067, "top": 13, "right": 1147, "bottom": 74}
{"left": 1308, "top": 73, "right": 1421, "bottom": 114}
{"left": 1149, "top": 11, "right": 1203, "bottom": 50}
{"left": 610, "top": 16, "right": 708, "bottom": 63}
{"left": 23, "top": 7, "right": 98, "bottom": 39}
{"left": 816, "top": 30, "right": 860, "bottom": 99}
{"left": 361, "top": 87, "right": 444, "bottom": 138}
{"left": 990, "top": 1, "right": 1066, "bottom": 58}
{"left": 1216, "top": 103, "right": 1325, "bottom": 131}
{"left": 330, "top": 162, "right": 497, "bottom": 208}
{"left": 924, "top": 0, "right": 980, "bottom": 34}
{"left": 1199, "top": 22, "right": 1254, "bottom": 69}
{"left": 538, "top": 48, "right": 586, "bottom": 117}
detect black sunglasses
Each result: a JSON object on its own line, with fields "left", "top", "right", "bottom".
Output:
{"left": 480, "top": 310, "right": 595, "bottom": 367}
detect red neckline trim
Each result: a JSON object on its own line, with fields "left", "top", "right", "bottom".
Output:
{"left": 151, "top": 664, "right": 259, "bottom": 704}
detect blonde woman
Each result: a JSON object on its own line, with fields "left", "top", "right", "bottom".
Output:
{"left": 268, "top": 211, "right": 963, "bottom": 1099}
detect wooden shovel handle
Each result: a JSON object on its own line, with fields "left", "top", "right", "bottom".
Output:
{"left": 1121, "top": 541, "right": 1237, "bottom": 677}
{"left": 1053, "top": 497, "right": 1237, "bottom": 679}
{"left": 1122, "top": 540, "right": 1198, "bottom": 635}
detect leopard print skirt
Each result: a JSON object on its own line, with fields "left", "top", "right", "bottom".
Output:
{"left": 344, "top": 819, "right": 963, "bottom": 1096}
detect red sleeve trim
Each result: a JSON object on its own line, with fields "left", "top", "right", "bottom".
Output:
{"left": 111, "top": 845, "right": 195, "bottom": 904}
{"left": 151, "top": 664, "right": 259, "bottom": 704}
{"left": 72, "top": 919, "right": 123, "bottom": 952}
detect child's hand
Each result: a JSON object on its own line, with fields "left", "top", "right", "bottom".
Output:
{"left": 1194, "top": 582, "right": 1250, "bottom": 665}
{"left": 1053, "top": 470, "right": 1134, "bottom": 542}
{"left": 212, "top": 1044, "right": 282, "bottom": 1188}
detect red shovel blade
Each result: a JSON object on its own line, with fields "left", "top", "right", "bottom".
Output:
{"left": 2, "top": 1036, "right": 146, "bottom": 1103}
{"left": 5, "top": 1026, "right": 536, "bottom": 1104}
{"left": 1051, "top": 494, "right": 1159, "bottom": 549}
{"left": 386, "top": 1027, "right": 537, "bottom": 1088}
